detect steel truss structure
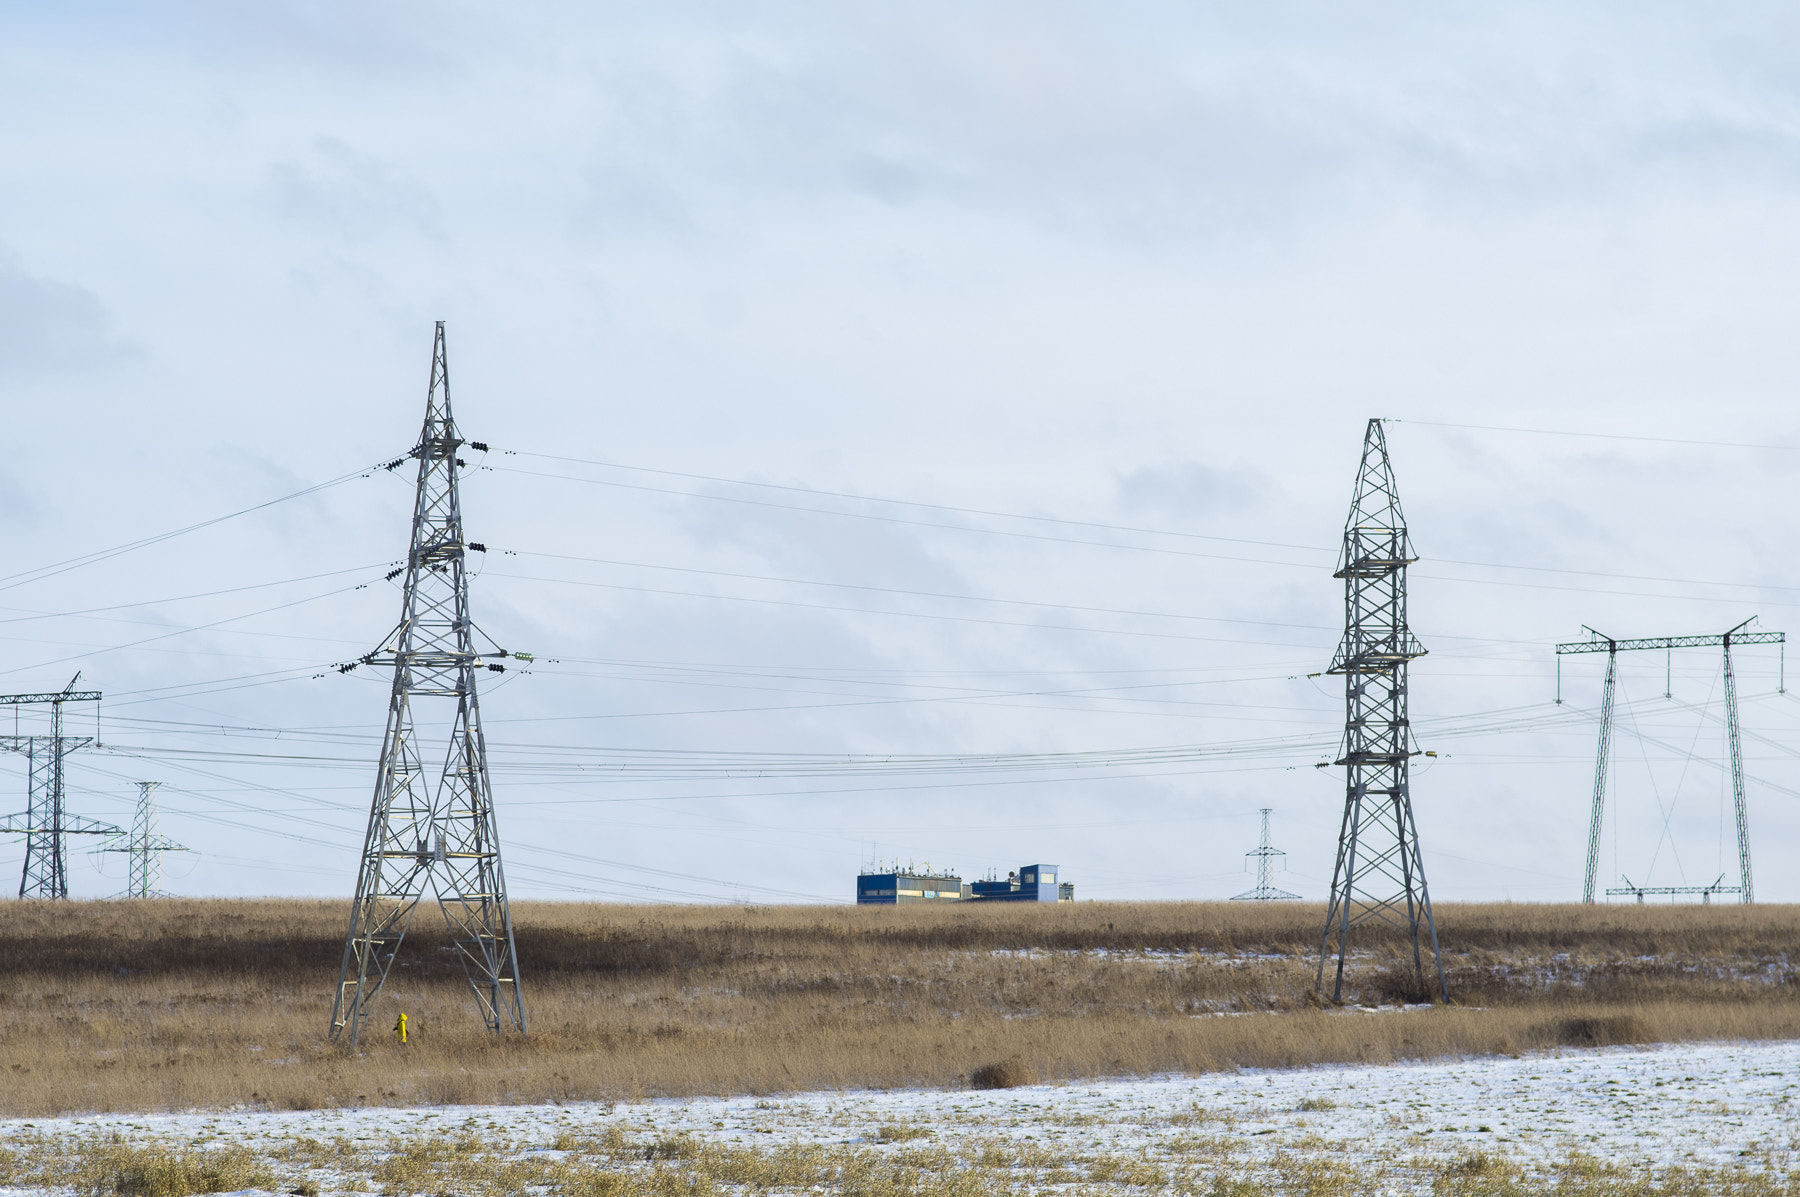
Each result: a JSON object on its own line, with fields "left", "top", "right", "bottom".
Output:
{"left": 96, "top": 781, "right": 190, "bottom": 898}
{"left": 329, "top": 322, "right": 526, "bottom": 1049}
{"left": 1607, "top": 875, "right": 1738, "bottom": 904}
{"left": 1556, "top": 619, "right": 1781, "bottom": 904}
{"left": 0, "top": 682, "right": 117, "bottom": 898}
{"left": 1232, "top": 808, "right": 1300, "bottom": 901}
{"left": 1318, "top": 419, "right": 1446, "bottom": 1004}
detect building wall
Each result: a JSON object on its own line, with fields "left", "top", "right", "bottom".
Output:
{"left": 856, "top": 871, "right": 965, "bottom": 904}
{"left": 968, "top": 864, "right": 1064, "bottom": 902}
{"left": 859, "top": 864, "right": 1071, "bottom": 904}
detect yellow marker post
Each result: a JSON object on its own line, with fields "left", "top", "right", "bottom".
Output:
{"left": 394, "top": 1012, "right": 408, "bottom": 1044}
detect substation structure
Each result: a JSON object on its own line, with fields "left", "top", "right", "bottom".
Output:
{"left": 0, "top": 681, "right": 118, "bottom": 898}
{"left": 1319, "top": 419, "right": 1446, "bottom": 1004}
{"left": 329, "top": 321, "right": 527, "bottom": 1049}
{"left": 1556, "top": 620, "right": 1783, "bottom": 905}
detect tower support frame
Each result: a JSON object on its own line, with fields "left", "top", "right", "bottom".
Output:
{"left": 329, "top": 322, "right": 526, "bottom": 1048}
{"left": 0, "top": 683, "right": 116, "bottom": 898}
{"left": 1317, "top": 419, "right": 1445, "bottom": 1004}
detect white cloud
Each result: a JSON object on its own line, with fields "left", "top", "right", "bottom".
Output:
{"left": 1, "top": 3, "right": 1798, "bottom": 906}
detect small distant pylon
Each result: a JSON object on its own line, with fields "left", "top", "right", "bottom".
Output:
{"left": 1232, "top": 808, "right": 1300, "bottom": 901}
{"left": 97, "top": 782, "right": 191, "bottom": 898}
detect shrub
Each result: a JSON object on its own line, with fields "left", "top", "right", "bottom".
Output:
{"left": 970, "top": 1059, "right": 1038, "bottom": 1090}
{"left": 1368, "top": 960, "right": 1441, "bottom": 1005}
{"left": 1558, "top": 1015, "right": 1650, "bottom": 1048}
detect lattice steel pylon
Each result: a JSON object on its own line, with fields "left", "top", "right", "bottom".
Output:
{"left": 0, "top": 681, "right": 117, "bottom": 899}
{"left": 1317, "top": 419, "right": 1446, "bottom": 1004}
{"left": 329, "top": 321, "right": 526, "bottom": 1048}
{"left": 1233, "top": 808, "right": 1300, "bottom": 901}
{"left": 96, "top": 782, "right": 190, "bottom": 898}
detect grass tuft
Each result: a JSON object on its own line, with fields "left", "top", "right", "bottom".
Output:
{"left": 71, "top": 1142, "right": 272, "bottom": 1197}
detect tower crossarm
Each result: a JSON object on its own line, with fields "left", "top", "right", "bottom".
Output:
{"left": 0, "top": 735, "right": 94, "bottom": 754}
{"left": 0, "top": 811, "right": 119, "bottom": 836}
{"left": 0, "top": 691, "right": 102, "bottom": 706}
{"left": 1557, "top": 629, "right": 1785, "bottom": 655}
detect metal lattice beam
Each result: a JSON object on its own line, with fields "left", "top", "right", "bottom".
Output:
{"left": 1557, "top": 630, "right": 1784, "bottom": 655}
{"left": 1608, "top": 875, "right": 1739, "bottom": 904}
{"left": 1317, "top": 419, "right": 1445, "bottom": 1004}
{"left": 0, "top": 691, "right": 103, "bottom": 706}
{"left": 329, "top": 321, "right": 526, "bottom": 1049}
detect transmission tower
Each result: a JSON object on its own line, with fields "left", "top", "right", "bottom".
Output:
{"left": 0, "top": 679, "right": 118, "bottom": 898}
{"left": 330, "top": 321, "right": 526, "bottom": 1049}
{"left": 1556, "top": 619, "right": 1781, "bottom": 904}
{"left": 96, "top": 782, "right": 190, "bottom": 898}
{"left": 1318, "top": 419, "right": 1445, "bottom": 1004}
{"left": 1233, "top": 808, "right": 1300, "bottom": 900}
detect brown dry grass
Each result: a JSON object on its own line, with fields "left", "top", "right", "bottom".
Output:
{"left": 0, "top": 898, "right": 1796, "bottom": 1116}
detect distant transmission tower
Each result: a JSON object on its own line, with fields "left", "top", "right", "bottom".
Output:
{"left": 1233, "top": 808, "right": 1300, "bottom": 900}
{"left": 0, "top": 679, "right": 118, "bottom": 898}
{"left": 1318, "top": 419, "right": 1445, "bottom": 1004}
{"left": 1556, "top": 619, "right": 1782, "bottom": 904}
{"left": 96, "top": 782, "right": 190, "bottom": 898}
{"left": 329, "top": 322, "right": 526, "bottom": 1049}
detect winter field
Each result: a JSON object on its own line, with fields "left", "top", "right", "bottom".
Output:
{"left": 4, "top": 1039, "right": 1800, "bottom": 1196}
{"left": 7, "top": 899, "right": 1800, "bottom": 1120}
{"left": 6, "top": 899, "right": 1800, "bottom": 1193}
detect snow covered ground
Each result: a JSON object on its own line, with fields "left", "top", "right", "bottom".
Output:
{"left": 4, "top": 1038, "right": 1798, "bottom": 1193}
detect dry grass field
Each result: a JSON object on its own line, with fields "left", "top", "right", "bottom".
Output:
{"left": 2, "top": 898, "right": 1797, "bottom": 1117}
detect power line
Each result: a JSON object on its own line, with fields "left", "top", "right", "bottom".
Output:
{"left": 1389, "top": 418, "right": 1800, "bottom": 454}
{"left": 0, "top": 462, "right": 385, "bottom": 596}
{"left": 0, "top": 562, "right": 394, "bottom": 627}
{"left": 502, "top": 548, "right": 1343, "bottom": 635}
{"left": 0, "top": 578, "right": 381, "bottom": 682}
{"left": 504, "top": 449, "right": 1326, "bottom": 552}
{"left": 497, "top": 447, "right": 1800, "bottom": 600}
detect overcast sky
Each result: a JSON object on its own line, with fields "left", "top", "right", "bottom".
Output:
{"left": 6, "top": 3, "right": 1800, "bottom": 905}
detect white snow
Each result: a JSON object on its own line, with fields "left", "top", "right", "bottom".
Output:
{"left": 5, "top": 1039, "right": 1798, "bottom": 1189}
